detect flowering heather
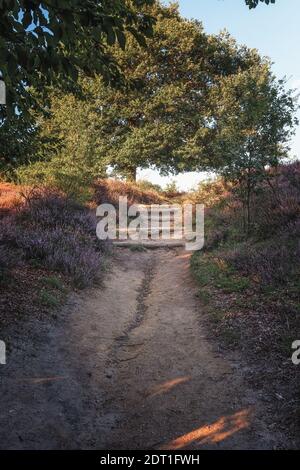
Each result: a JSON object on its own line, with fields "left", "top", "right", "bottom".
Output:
{"left": 0, "top": 189, "right": 106, "bottom": 287}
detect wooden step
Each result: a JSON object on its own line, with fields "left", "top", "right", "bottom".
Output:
{"left": 113, "top": 239, "right": 185, "bottom": 248}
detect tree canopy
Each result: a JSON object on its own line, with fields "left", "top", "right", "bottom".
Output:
{"left": 17, "top": 2, "right": 280, "bottom": 187}
{"left": 92, "top": 5, "right": 270, "bottom": 179}
{"left": 200, "top": 65, "right": 297, "bottom": 231}
{"left": 0, "top": 0, "right": 155, "bottom": 115}
{"left": 2, "top": 0, "right": 292, "bottom": 201}
{"left": 0, "top": 0, "right": 277, "bottom": 117}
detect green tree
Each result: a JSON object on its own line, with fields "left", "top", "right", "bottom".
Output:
{"left": 16, "top": 90, "right": 108, "bottom": 199}
{"left": 18, "top": 2, "right": 275, "bottom": 195}
{"left": 0, "top": 112, "right": 37, "bottom": 177}
{"left": 0, "top": 0, "right": 154, "bottom": 115}
{"left": 201, "top": 65, "right": 297, "bottom": 233}
{"left": 75, "top": 3, "right": 264, "bottom": 181}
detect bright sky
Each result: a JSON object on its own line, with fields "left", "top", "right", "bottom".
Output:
{"left": 138, "top": 0, "right": 300, "bottom": 191}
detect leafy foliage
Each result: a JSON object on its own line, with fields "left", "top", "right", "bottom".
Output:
{"left": 194, "top": 65, "right": 298, "bottom": 232}
{"left": 0, "top": 112, "right": 38, "bottom": 177}
{"left": 1, "top": 1, "right": 285, "bottom": 194}
{"left": 16, "top": 90, "right": 108, "bottom": 200}
{"left": 245, "top": 0, "right": 276, "bottom": 8}
{"left": 28, "top": 3, "right": 268, "bottom": 186}
{"left": 0, "top": 0, "right": 155, "bottom": 115}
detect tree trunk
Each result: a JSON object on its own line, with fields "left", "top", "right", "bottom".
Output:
{"left": 246, "top": 172, "right": 252, "bottom": 237}
{"left": 127, "top": 167, "right": 137, "bottom": 182}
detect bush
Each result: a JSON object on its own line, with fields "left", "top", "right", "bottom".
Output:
{"left": 0, "top": 182, "right": 24, "bottom": 217}
{"left": 19, "top": 188, "right": 98, "bottom": 235}
{"left": 224, "top": 233, "right": 300, "bottom": 285}
{"left": 250, "top": 162, "right": 300, "bottom": 239}
{"left": 93, "top": 178, "right": 164, "bottom": 206}
{"left": 137, "top": 180, "right": 163, "bottom": 193}
{"left": 204, "top": 228, "right": 227, "bottom": 251}
{"left": 191, "top": 178, "right": 233, "bottom": 207}
{"left": 16, "top": 227, "right": 102, "bottom": 287}
{"left": 16, "top": 158, "right": 95, "bottom": 203}
{"left": 0, "top": 189, "right": 107, "bottom": 288}
{"left": 0, "top": 216, "right": 21, "bottom": 280}
{"left": 0, "top": 245, "right": 20, "bottom": 282}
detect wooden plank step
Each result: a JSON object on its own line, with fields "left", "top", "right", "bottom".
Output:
{"left": 112, "top": 239, "right": 185, "bottom": 248}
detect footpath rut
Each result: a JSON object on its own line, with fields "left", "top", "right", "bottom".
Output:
{"left": 0, "top": 248, "right": 282, "bottom": 449}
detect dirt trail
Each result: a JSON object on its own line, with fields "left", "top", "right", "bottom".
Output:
{"left": 0, "top": 248, "right": 282, "bottom": 449}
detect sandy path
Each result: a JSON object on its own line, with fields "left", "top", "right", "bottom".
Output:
{"left": 0, "top": 248, "right": 281, "bottom": 449}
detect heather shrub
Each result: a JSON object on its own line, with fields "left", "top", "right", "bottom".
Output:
{"left": 93, "top": 178, "right": 164, "bottom": 207}
{"left": 224, "top": 235, "right": 299, "bottom": 285}
{"left": 0, "top": 216, "right": 22, "bottom": 281}
{"left": 0, "top": 215, "right": 18, "bottom": 247}
{"left": 0, "top": 245, "right": 21, "bottom": 282}
{"left": 203, "top": 202, "right": 244, "bottom": 251}
{"left": 197, "top": 162, "right": 300, "bottom": 285}
{"left": 16, "top": 227, "right": 102, "bottom": 287}
{"left": 204, "top": 227, "right": 229, "bottom": 251}
{"left": 251, "top": 162, "right": 300, "bottom": 238}
{"left": 0, "top": 189, "right": 106, "bottom": 288}
{"left": 19, "top": 189, "right": 98, "bottom": 236}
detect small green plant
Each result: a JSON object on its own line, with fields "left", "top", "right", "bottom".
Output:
{"left": 191, "top": 255, "right": 220, "bottom": 286}
{"left": 215, "top": 275, "right": 250, "bottom": 293}
{"left": 165, "top": 180, "right": 178, "bottom": 194}
{"left": 40, "top": 276, "right": 66, "bottom": 292}
{"left": 38, "top": 289, "right": 60, "bottom": 308}
{"left": 165, "top": 180, "right": 179, "bottom": 193}
{"left": 191, "top": 252, "right": 250, "bottom": 293}
{"left": 137, "top": 180, "right": 163, "bottom": 193}
{"left": 278, "top": 332, "right": 298, "bottom": 357}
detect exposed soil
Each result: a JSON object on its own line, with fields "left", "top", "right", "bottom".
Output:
{"left": 0, "top": 248, "right": 290, "bottom": 449}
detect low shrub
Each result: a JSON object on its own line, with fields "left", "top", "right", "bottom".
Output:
{"left": 38, "top": 290, "right": 61, "bottom": 308}
{"left": 191, "top": 253, "right": 250, "bottom": 294}
{"left": 136, "top": 180, "right": 163, "bottom": 193}
{"left": 0, "top": 215, "right": 21, "bottom": 281}
{"left": 204, "top": 227, "right": 229, "bottom": 251}
{"left": 93, "top": 178, "right": 164, "bottom": 207}
{"left": 225, "top": 235, "right": 300, "bottom": 285}
{"left": 191, "top": 178, "right": 233, "bottom": 207}
{"left": 0, "top": 189, "right": 107, "bottom": 288}
{"left": 15, "top": 227, "right": 101, "bottom": 287}
{"left": 40, "top": 276, "right": 66, "bottom": 291}
{"left": 16, "top": 157, "right": 95, "bottom": 203}
{"left": 250, "top": 162, "right": 300, "bottom": 239}
{"left": 19, "top": 188, "right": 98, "bottom": 236}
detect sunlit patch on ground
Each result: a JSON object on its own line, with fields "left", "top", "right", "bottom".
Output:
{"left": 146, "top": 376, "right": 191, "bottom": 398}
{"left": 158, "top": 409, "right": 251, "bottom": 449}
{"left": 17, "top": 376, "right": 67, "bottom": 385}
